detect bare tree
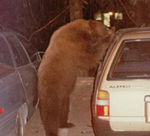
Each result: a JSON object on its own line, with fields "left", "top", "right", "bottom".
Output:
{"left": 134, "top": 0, "right": 150, "bottom": 26}
{"left": 69, "top": 0, "right": 83, "bottom": 21}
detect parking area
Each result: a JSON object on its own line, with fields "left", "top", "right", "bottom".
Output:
{"left": 25, "top": 77, "right": 95, "bottom": 136}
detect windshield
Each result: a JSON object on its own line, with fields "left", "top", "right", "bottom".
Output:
{"left": 108, "top": 39, "right": 150, "bottom": 79}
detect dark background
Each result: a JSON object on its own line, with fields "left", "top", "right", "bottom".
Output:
{"left": 0, "top": 0, "right": 150, "bottom": 54}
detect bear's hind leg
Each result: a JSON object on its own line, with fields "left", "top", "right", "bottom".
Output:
{"left": 39, "top": 92, "right": 60, "bottom": 136}
{"left": 58, "top": 96, "right": 70, "bottom": 127}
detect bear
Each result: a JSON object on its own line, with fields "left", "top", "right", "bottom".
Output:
{"left": 38, "top": 19, "right": 114, "bottom": 136}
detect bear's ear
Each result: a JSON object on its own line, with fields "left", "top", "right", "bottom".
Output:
{"left": 104, "top": 26, "right": 115, "bottom": 40}
{"left": 89, "top": 20, "right": 95, "bottom": 30}
{"left": 88, "top": 20, "right": 103, "bottom": 30}
{"left": 108, "top": 26, "right": 115, "bottom": 36}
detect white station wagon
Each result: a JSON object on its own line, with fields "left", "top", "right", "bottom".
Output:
{"left": 92, "top": 27, "right": 150, "bottom": 136}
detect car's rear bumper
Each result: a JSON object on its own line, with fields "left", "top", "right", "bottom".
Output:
{"left": 92, "top": 116, "right": 150, "bottom": 136}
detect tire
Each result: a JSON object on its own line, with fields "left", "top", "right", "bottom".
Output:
{"left": 16, "top": 103, "right": 28, "bottom": 136}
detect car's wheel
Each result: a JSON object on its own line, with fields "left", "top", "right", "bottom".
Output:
{"left": 16, "top": 103, "right": 28, "bottom": 136}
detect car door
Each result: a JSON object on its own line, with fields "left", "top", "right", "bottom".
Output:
{"left": 6, "top": 34, "right": 38, "bottom": 118}
{"left": 0, "top": 34, "right": 25, "bottom": 136}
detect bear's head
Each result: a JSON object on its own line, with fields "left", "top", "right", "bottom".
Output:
{"left": 80, "top": 20, "right": 115, "bottom": 58}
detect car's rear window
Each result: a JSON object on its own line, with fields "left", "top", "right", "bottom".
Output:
{"left": 108, "top": 39, "right": 150, "bottom": 79}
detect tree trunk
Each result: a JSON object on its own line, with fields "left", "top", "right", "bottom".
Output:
{"left": 135, "top": 0, "right": 150, "bottom": 27}
{"left": 69, "top": 0, "right": 83, "bottom": 21}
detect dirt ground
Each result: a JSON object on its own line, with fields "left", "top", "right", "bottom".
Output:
{"left": 24, "top": 77, "right": 95, "bottom": 136}
{"left": 24, "top": 109, "right": 45, "bottom": 136}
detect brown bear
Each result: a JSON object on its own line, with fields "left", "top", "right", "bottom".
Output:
{"left": 38, "top": 19, "right": 114, "bottom": 136}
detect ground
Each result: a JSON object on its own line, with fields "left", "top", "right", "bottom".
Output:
{"left": 24, "top": 109, "right": 45, "bottom": 136}
{"left": 25, "top": 77, "right": 95, "bottom": 136}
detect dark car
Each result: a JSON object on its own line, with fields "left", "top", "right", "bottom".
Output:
{"left": 0, "top": 30, "right": 38, "bottom": 136}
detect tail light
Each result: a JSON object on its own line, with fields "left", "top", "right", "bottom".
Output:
{"left": 96, "top": 90, "right": 109, "bottom": 117}
{"left": 0, "top": 108, "right": 4, "bottom": 114}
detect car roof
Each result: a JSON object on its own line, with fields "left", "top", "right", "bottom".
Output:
{"left": 116, "top": 27, "right": 150, "bottom": 39}
{"left": 118, "top": 27, "right": 150, "bottom": 33}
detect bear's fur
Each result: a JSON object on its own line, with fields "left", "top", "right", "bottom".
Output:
{"left": 38, "top": 19, "right": 114, "bottom": 136}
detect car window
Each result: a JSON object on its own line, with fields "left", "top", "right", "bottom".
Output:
{"left": 108, "top": 39, "right": 150, "bottom": 79}
{"left": 17, "top": 34, "right": 36, "bottom": 56}
{"left": 7, "top": 35, "right": 29, "bottom": 67}
{"left": 0, "top": 36, "right": 14, "bottom": 76}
